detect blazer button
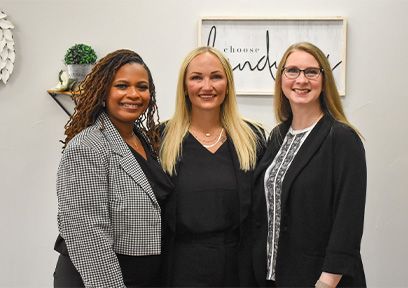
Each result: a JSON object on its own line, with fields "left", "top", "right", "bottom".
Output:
{"left": 281, "top": 226, "right": 287, "bottom": 232}
{"left": 254, "top": 222, "right": 261, "bottom": 228}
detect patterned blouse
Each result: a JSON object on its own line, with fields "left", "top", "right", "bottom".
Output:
{"left": 264, "top": 123, "right": 316, "bottom": 281}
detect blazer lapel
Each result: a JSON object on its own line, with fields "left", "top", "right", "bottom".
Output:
{"left": 253, "top": 122, "right": 289, "bottom": 183}
{"left": 97, "top": 112, "right": 159, "bottom": 207}
{"left": 281, "top": 113, "right": 334, "bottom": 204}
{"left": 120, "top": 153, "right": 160, "bottom": 205}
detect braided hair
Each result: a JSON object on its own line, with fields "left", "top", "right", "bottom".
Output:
{"left": 62, "top": 49, "right": 160, "bottom": 154}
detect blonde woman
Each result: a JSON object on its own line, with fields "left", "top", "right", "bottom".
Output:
{"left": 160, "top": 46, "right": 266, "bottom": 287}
{"left": 251, "top": 42, "right": 367, "bottom": 287}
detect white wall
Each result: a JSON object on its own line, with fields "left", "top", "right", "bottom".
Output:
{"left": 0, "top": 0, "right": 407, "bottom": 287}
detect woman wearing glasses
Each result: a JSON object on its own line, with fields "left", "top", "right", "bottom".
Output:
{"left": 250, "top": 42, "right": 367, "bottom": 287}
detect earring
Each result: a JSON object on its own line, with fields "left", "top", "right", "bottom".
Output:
{"left": 102, "top": 101, "right": 106, "bottom": 107}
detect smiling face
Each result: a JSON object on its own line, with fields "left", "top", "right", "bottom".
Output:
{"left": 282, "top": 50, "right": 323, "bottom": 110}
{"left": 106, "top": 62, "right": 150, "bottom": 128}
{"left": 185, "top": 52, "right": 228, "bottom": 114}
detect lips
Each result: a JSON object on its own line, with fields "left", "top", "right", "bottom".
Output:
{"left": 121, "top": 103, "right": 143, "bottom": 108}
{"left": 199, "top": 94, "right": 215, "bottom": 99}
{"left": 293, "top": 89, "right": 310, "bottom": 93}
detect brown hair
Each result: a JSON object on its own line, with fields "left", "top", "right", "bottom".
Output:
{"left": 274, "top": 42, "right": 363, "bottom": 138}
{"left": 62, "top": 49, "right": 160, "bottom": 153}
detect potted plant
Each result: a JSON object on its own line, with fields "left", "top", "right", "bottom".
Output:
{"left": 64, "top": 43, "right": 97, "bottom": 88}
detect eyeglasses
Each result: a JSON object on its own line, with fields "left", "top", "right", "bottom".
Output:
{"left": 282, "top": 66, "right": 323, "bottom": 80}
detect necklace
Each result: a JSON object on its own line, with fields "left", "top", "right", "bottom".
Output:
{"left": 123, "top": 131, "right": 139, "bottom": 150}
{"left": 190, "top": 127, "right": 223, "bottom": 143}
{"left": 190, "top": 125, "right": 219, "bottom": 138}
{"left": 203, "top": 128, "right": 224, "bottom": 148}
{"left": 191, "top": 128, "right": 224, "bottom": 148}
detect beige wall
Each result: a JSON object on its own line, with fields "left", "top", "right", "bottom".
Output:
{"left": 0, "top": 0, "right": 407, "bottom": 286}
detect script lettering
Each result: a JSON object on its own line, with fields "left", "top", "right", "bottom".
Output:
{"left": 206, "top": 25, "right": 342, "bottom": 81}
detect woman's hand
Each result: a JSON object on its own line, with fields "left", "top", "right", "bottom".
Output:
{"left": 316, "top": 272, "right": 342, "bottom": 288}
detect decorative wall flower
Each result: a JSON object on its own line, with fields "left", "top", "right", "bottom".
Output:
{"left": 0, "top": 10, "right": 15, "bottom": 85}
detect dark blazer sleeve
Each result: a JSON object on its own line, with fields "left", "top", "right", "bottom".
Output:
{"left": 245, "top": 120, "right": 268, "bottom": 162}
{"left": 322, "top": 123, "right": 367, "bottom": 277}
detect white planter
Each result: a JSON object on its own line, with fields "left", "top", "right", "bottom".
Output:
{"left": 66, "top": 64, "right": 93, "bottom": 85}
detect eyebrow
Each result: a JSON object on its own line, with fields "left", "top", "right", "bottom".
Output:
{"left": 285, "top": 65, "right": 320, "bottom": 69}
{"left": 189, "top": 70, "right": 224, "bottom": 75}
{"left": 113, "top": 79, "right": 149, "bottom": 84}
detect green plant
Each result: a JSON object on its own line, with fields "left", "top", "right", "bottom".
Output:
{"left": 64, "top": 43, "right": 97, "bottom": 65}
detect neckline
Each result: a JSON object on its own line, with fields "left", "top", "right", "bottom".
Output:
{"left": 127, "top": 131, "right": 150, "bottom": 162}
{"left": 188, "top": 132, "right": 227, "bottom": 155}
{"left": 290, "top": 113, "right": 323, "bottom": 135}
{"left": 289, "top": 121, "right": 317, "bottom": 135}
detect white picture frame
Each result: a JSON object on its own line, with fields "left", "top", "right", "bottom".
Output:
{"left": 199, "top": 17, "right": 347, "bottom": 96}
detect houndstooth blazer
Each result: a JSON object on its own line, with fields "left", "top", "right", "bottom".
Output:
{"left": 56, "top": 111, "right": 161, "bottom": 287}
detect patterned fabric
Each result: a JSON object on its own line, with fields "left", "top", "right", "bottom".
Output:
{"left": 265, "top": 130, "right": 307, "bottom": 280}
{"left": 56, "top": 112, "right": 161, "bottom": 287}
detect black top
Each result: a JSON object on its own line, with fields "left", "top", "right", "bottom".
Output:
{"left": 167, "top": 134, "right": 241, "bottom": 287}
{"left": 173, "top": 133, "right": 239, "bottom": 236}
{"left": 162, "top": 125, "right": 268, "bottom": 287}
{"left": 128, "top": 131, "right": 173, "bottom": 207}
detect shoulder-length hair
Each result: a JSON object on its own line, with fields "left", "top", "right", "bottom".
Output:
{"left": 274, "top": 42, "right": 363, "bottom": 138}
{"left": 63, "top": 49, "right": 160, "bottom": 153}
{"left": 160, "top": 46, "right": 262, "bottom": 175}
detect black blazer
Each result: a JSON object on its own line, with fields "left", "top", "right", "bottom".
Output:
{"left": 161, "top": 123, "right": 266, "bottom": 286}
{"left": 250, "top": 113, "right": 367, "bottom": 287}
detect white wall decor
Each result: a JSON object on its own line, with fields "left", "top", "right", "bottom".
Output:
{"left": 200, "top": 17, "right": 347, "bottom": 96}
{"left": 0, "top": 10, "right": 15, "bottom": 85}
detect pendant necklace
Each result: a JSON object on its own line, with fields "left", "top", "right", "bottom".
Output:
{"left": 123, "top": 131, "right": 139, "bottom": 150}
{"left": 201, "top": 128, "right": 224, "bottom": 148}
{"left": 190, "top": 127, "right": 222, "bottom": 143}
{"left": 191, "top": 125, "right": 219, "bottom": 138}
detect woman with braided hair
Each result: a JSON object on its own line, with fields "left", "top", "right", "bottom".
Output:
{"left": 53, "top": 49, "right": 173, "bottom": 287}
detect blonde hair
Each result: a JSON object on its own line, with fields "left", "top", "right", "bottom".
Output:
{"left": 274, "top": 42, "right": 363, "bottom": 138}
{"left": 160, "top": 46, "right": 262, "bottom": 175}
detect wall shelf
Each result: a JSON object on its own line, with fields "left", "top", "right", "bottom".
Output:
{"left": 47, "top": 90, "right": 77, "bottom": 117}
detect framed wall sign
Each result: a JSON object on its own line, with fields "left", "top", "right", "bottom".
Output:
{"left": 199, "top": 17, "right": 347, "bottom": 96}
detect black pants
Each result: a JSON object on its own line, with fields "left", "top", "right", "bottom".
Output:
{"left": 171, "top": 230, "right": 240, "bottom": 287}
{"left": 266, "top": 280, "right": 277, "bottom": 287}
{"left": 54, "top": 253, "right": 162, "bottom": 287}
{"left": 53, "top": 254, "right": 84, "bottom": 288}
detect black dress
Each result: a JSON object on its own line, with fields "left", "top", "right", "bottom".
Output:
{"left": 169, "top": 134, "right": 240, "bottom": 287}
{"left": 54, "top": 132, "right": 173, "bottom": 288}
